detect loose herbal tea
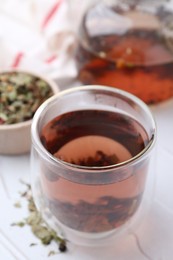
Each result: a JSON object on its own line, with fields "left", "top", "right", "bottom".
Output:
{"left": 40, "top": 109, "right": 149, "bottom": 233}
{"left": 0, "top": 72, "right": 53, "bottom": 124}
{"left": 12, "top": 181, "right": 67, "bottom": 253}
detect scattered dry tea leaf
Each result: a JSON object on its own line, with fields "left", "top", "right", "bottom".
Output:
{"left": 30, "top": 243, "right": 37, "bottom": 247}
{"left": 11, "top": 221, "right": 25, "bottom": 227}
{"left": 31, "top": 225, "right": 54, "bottom": 245}
{"left": 26, "top": 212, "right": 42, "bottom": 226}
{"left": 48, "top": 250, "right": 57, "bottom": 257}
{"left": 14, "top": 201, "right": 22, "bottom": 208}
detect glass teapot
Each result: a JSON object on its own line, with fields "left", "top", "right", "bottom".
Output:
{"left": 74, "top": 0, "right": 173, "bottom": 104}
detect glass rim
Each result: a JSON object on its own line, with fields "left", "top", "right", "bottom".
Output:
{"left": 31, "top": 85, "right": 156, "bottom": 172}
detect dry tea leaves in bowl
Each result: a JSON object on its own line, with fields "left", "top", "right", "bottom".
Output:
{"left": 0, "top": 72, "right": 53, "bottom": 125}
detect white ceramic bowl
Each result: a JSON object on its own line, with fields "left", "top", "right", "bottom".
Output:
{"left": 0, "top": 70, "right": 59, "bottom": 155}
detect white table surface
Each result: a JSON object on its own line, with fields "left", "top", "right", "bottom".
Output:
{"left": 0, "top": 96, "right": 173, "bottom": 260}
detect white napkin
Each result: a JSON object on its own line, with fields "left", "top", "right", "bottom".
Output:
{"left": 0, "top": 0, "right": 82, "bottom": 79}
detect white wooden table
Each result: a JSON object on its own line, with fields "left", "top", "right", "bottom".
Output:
{"left": 0, "top": 97, "right": 173, "bottom": 260}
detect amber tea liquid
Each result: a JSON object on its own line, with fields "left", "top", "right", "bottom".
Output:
{"left": 75, "top": 5, "right": 173, "bottom": 104}
{"left": 40, "top": 109, "right": 150, "bottom": 233}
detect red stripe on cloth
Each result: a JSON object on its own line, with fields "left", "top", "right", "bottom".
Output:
{"left": 11, "top": 52, "right": 24, "bottom": 68}
{"left": 41, "top": 0, "right": 63, "bottom": 29}
{"left": 45, "top": 55, "right": 57, "bottom": 63}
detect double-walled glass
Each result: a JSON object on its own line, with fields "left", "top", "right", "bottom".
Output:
{"left": 31, "top": 85, "right": 156, "bottom": 246}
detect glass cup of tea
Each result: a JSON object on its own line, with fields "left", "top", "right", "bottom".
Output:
{"left": 31, "top": 85, "right": 156, "bottom": 246}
